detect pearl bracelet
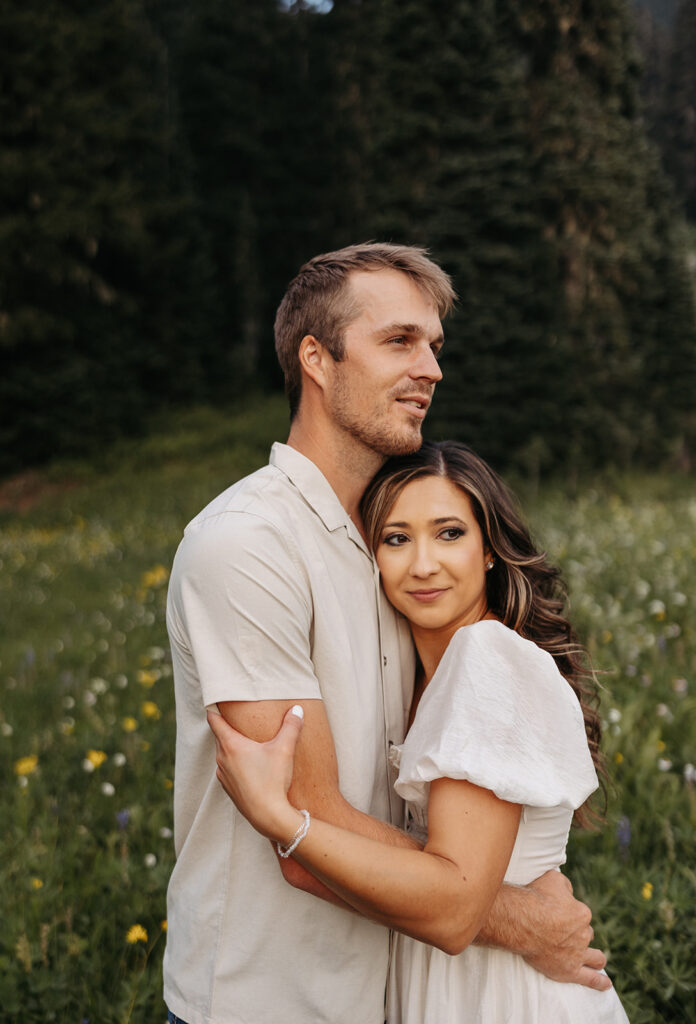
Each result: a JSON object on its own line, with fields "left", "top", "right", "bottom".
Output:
{"left": 276, "top": 809, "right": 310, "bottom": 859}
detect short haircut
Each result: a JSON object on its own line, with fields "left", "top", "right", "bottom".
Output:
{"left": 274, "top": 242, "right": 456, "bottom": 418}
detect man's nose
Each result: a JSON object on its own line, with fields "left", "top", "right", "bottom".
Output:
{"left": 410, "top": 343, "right": 443, "bottom": 383}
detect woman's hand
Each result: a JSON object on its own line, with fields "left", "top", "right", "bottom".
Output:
{"left": 207, "top": 705, "right": 306, "bottom": 845}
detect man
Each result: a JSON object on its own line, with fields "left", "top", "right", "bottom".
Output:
{"left": 164, "top": 243, "right": 609, "bottom": 1024}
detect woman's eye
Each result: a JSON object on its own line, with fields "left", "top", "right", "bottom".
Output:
{"left": 439, "top": 527, "right": 464, "bottom": 541}
{"left": 383, "top": 532, "right": 409, "bottom": 546}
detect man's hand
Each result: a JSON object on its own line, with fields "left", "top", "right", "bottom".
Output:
{"left": 523, "top": 871, "right": 611, "bottom": 991}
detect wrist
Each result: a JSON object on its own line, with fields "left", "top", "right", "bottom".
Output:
{"left": 271, "top": 805, "right": 306, "bottom": 846}
{"left": 276, "top": 808, "right": 310, "bottom": 859}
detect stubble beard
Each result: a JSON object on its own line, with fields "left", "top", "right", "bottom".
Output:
{"left": 328, "top": 374, "right": 425, "bottom": 458}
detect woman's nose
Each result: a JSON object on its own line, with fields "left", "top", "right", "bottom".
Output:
{"left": 410, "top": 544, "right": 439, "bottom": 577}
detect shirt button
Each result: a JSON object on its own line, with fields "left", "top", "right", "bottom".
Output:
{"left": 383, "top": 655, "right": 387, "bottom": 666}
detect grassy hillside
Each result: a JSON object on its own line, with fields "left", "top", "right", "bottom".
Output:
{"left": 1, "top": 396, "right": 694, "bottom": 1022}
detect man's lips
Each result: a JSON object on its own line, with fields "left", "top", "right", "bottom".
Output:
{"left": 395, "top": 395, "right": 431, "bottom": 418}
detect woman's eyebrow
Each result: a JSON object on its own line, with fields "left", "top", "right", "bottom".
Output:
{"left": 382, "top": 516, "right": 466, "bottom": 530}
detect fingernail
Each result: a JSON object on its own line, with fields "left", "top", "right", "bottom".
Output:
{"left": 291, "top": 704, "right": 304, "bottom": 720}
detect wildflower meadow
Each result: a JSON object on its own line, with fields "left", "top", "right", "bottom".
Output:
{"left": 1, "top": 397, "right": 694, "bottom": 1023}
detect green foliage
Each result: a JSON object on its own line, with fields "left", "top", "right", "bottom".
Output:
{"left": 1, "top": 0, "right": 695, "bottom": 475}
{"left": 522, "top": 473, "right": 696, "bottom": 1021}
{"left": 0, "top": 0, "right": 219, "bottom": 473}
{"left": 659, "top": 0, "right": 696, "bottom": 220}
{"left": 0, "top": 397, "right": 694, "bottom": 1020}
{"left": 0, "top": 397, "right": 289, "bottom": 1021}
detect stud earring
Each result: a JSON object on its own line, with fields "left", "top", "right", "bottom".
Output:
{"left": 486, "top": 560, "right": 495, "bottom": 570}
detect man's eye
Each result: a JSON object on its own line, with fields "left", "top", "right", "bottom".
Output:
{"left": 388, "top": 337, "right": 407, "bottom": 345}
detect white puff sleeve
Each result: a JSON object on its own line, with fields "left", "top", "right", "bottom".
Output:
{"left": 394, "top": 620, "right": 598, "bottom": 811}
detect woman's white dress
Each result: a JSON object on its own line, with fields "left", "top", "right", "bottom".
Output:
{"left": 387, "top": 620, "right": 629, "bottom": 1024}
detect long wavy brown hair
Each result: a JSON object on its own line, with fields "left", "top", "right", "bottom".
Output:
{"left": 361, "top": 440, "right": 606, "bottom": 828}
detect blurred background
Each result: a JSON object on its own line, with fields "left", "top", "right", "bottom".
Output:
{"left": 1, "top": 2, "right": 695, "bottom": 1021}
{"left": 1, "top": 0, "right": 695, "bottom": 480}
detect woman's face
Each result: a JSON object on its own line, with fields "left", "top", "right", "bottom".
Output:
{"left": 375, "top": 475, "right": 491, "bottom": 637}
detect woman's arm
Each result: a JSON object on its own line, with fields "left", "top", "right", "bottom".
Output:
{"left": 209, "top": 705, "right": 520, "bottom": 954}
{"left": 216, "top": 696, "right": 419, "bottom": 908}
{"left": 295, "top": 776, "right": 520, "bottom": 953}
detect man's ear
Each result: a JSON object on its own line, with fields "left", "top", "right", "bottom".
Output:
{"left": 298, "top": 334, "right": 331, "bottom": 389}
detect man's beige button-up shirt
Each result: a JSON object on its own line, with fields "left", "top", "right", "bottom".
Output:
{"left": 164, "top": 443, "right": 415, "bottom": 1024}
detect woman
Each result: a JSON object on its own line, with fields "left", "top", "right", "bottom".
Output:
{"left": 209, "top": 442, "right": 629, "bottom": 1023}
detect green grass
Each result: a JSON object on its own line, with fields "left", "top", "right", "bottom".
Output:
{"left": 1, "top": 395, "right": 694, "bottom": 1022}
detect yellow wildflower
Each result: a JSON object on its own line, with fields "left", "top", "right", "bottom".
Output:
{"left": 141, "top": 701, "right": 161, "bottom": 720}
{"left": 141, "top": 564, "right": 169, "bottom": 589}
{"left": 126, "top": 924, "right": 148, "bottom": 944}
{"left": 137, "top": 669, "right": 159, "bottom": 688}
{"left": 14, "top": 755, "right": 38, "bottom": 777}
{"left": 31, "top": 878, "right": 43, "bottom": 890}
{"left": 122, "top": 717, "right": 138, "bottom": 733}
{"left": 86, "top": 749, "right": 107, "bottom": 769}
{"left": 657, "top": 740, "right": 666, "bottom": 752}
{"left": 641, "top": 882, "right": 653, "bottom": 901}
{"left": 161, "top": 920, "right": 168, "bottom": 932}
{"left": 163, "top": 778, "right": 173, "bottom": 790}
{"left": 614, "top": 752, "right": 624, "bottom": 765}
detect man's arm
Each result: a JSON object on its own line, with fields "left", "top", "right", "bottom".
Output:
{"left": 477, "top": 870, "right": 611, "bottom": 990}
{"left": 218, "top": 697, "right": 419, "bottom": 903}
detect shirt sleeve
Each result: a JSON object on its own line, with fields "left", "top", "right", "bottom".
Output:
{"left": 167, "top": 510, "right": 321, "bottom": 708}
{"left": 393, "top": 622, "right": 598, "bottom": 810}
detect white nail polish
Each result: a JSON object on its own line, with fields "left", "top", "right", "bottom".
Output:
{"left": 291, "top": 704, "right": 304, "bottom": 720}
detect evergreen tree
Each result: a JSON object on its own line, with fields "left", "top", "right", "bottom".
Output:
{"left": 510, "top": 0, "right": 696, "bottom": 467}
{"left": 318, "top": 0, "right": 562, "bottom": 471}
{"left": 659, "top": 0, "right": 696, "bottom": 219}
{"left": 0, "top": 0, "right": 213, "bottom": 471}
{"left": 174, "top": 0, "right": 339, "bottom": 389}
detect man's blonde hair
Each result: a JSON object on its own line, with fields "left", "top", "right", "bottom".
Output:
{"left": 274, "top": 242, "right": 456, "bottom": 417}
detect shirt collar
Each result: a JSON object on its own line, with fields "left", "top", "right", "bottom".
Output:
{"left": 270, "top": 442, "right": 370, "bottom": 553}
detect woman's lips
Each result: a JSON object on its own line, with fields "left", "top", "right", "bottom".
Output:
{"left": 407, "top": 589, "right": 448, "bottom": 603}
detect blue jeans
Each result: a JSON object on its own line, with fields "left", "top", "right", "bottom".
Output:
{"left": 167, "top": 1011, "right": 189, "bottom": 1024}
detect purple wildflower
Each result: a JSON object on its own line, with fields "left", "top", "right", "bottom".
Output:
{"left": 616, "top": 815, "right": 631, "bottom": 858}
